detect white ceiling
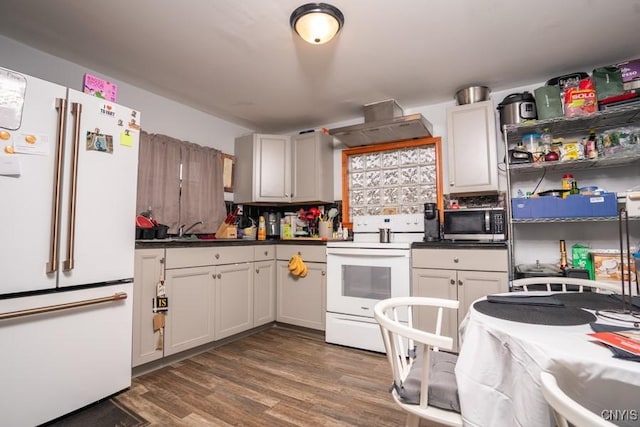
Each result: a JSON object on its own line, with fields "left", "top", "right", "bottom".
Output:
{"left": 1, "top": 0, "right": 639, "bottom": 133}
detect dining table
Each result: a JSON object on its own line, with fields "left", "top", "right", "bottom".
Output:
{"left": 454, "top": 291, "right": 640, "bottom": 427}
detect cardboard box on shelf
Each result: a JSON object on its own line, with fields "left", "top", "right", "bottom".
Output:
{"left": 591, "top": 250, "right": 636, "bottom": 284}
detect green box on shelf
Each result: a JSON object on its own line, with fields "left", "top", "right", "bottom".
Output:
{"left": 572, "top": 244, "right": 593, "bottom": 279}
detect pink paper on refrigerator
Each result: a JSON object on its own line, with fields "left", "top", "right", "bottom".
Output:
{"left": 83, "top": 73, "right": 117, "bottom": 102}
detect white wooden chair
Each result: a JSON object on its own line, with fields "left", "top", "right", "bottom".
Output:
{"left": 511, "top": 277, "right": 622, "bottom": 294}
{"left": 374, "top": 297, "right": 462, "bottom": 427}
{"left": 540, "top": 371, "right": 615, "bottom": 427}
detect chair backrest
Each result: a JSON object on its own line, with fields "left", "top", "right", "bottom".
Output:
{"left": 511, "top": 277, "right": 621, "bottom": 294}
{"left": 540, "top": 371, "right": 615, "bottom": 427}
{"left": 374, "top": 297, "right": 462, "bottom": 426}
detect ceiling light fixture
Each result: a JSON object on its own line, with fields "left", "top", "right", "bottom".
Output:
{"left": 290, "top": 3, "right": 344, "bottom": 45}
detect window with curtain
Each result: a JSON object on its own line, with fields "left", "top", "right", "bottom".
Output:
{"left": 136, "top": 131, "right": 226, "bottom": 234}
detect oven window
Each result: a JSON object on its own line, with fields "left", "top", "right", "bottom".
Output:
{"left": 341, "top": 265, "right": 391, "bottom": 300}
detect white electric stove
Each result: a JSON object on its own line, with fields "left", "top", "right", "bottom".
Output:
{"left": 325, "top": 214, "right": 423, "bottom": 352}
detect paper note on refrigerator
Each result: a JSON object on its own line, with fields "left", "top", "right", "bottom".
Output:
{"left": 0, "top": 156, "right": 21, "bottom": 176}
{"left": 13, "top": 133, "right": 49, "bottom": 155}
{"left": 120, "top": 131, "right": 133, "bottom": 147}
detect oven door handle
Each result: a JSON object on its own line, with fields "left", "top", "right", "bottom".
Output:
{"left": 327, "top": 248, "right": 409, "bottom": 257}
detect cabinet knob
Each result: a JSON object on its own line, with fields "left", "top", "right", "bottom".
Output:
{"left": 256, "top": 269, "right": 259, "bottom": 274}
{"left": 264, "top": 250, "right": 268, "bottom": 256}
{"left": 321, "top": 271, "right": 326, "bottom": 276}
{"left": 215, "top": 253, "right": 220, "bottom": 259}
{"left": 450, "top": 182, "right": 454, "bottom": 186}
{"left": 217, "top": 273, "right": 222, "bottom": 279}
{"left": 458, "top": 279, "right": 463, "bottom": 286}
{"left": 450, "top": 279, "right": 455, "bottom": 285}
{"left": 453, "top": 257, "right": 459, "bottom": 263}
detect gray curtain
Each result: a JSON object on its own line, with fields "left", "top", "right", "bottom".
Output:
{"left": 136, "top": 131, "right": 181, "bottom": 232}
{"left": 136, "top": 131, "right": 226, "bottom": 235}
{"left": 181, "top": 141, "right": 226, "bottom": 234}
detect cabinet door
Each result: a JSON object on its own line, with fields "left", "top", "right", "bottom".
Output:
{"left": 411, "top": 268, "right": 458, "bottom": 349}
{"left": 254, "top": 260, "right": 276, "bottom": 326}
{"left": 215, "top": 262, "right": 254, "bottom": 340}
{"left": 277, "top": 260, "right": 326, "bottom": 330}
{"left": 164, "top": 266, "right": 215, "bottom": 356}
{"left": 291, "top": 132, "right": 333, "bottom": 203}
{"left": 132, "top": 249, "right": 165, "bottom": 367}
{"left": 447, "top": 101, "right": 498, "bottom": 194}
{"left": 457, "top": 270, "right": 507, "bottom": 325}
{"left": 256, "top": 134, "right": 291, "bottom": 202}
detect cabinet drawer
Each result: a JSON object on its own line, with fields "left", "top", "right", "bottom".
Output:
{"left": 166, "top": 246, "right": 253, "bottom": 269}
{"left": 276, "top": 245, "right": 326, "bottom": 263}
{"left": 254, "top": 245, "right": 275, "bottom": 261}
{"left": 412, "top": 248, "right": 507, "bottom": 272}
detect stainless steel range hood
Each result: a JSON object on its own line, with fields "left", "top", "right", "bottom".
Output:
{"left": 329, "top": 100, "right": 433, "bottom": 147}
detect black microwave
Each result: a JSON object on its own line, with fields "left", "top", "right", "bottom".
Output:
{"left": 443, "top": 207, "right": 506, "bottom": 241}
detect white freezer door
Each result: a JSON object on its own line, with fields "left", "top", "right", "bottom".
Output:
{"left": 0, "top": 283, "right": 133, "bottom": 427}
{"left": 58, "top": 89, "right": 140, "bottom": 287}
{"left": 0, "top": 69, "right": 66, "bottom": 295}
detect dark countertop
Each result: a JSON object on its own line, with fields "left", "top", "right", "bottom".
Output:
{"left": 135, "top": 238, "right": 330, "bottom": 249}
{"left": 412, "top": 240, "right": 508, "bottom": 250}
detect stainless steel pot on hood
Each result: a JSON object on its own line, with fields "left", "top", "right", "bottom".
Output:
{"left": 329, "top": 100, "right": 433, "bottom": 147}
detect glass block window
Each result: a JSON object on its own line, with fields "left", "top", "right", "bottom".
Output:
{"left": 346, "top": 143, "right": 439, "bottom": 218}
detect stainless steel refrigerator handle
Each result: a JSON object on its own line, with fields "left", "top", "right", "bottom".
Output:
{"left": 63, "top": 102, "right": 82, "bottom": 271}
{"left": 46, "top": 98, "right": 68, "bottom": 274}
{"left": 0, "top": 292, "right": 128, "bottom": 321}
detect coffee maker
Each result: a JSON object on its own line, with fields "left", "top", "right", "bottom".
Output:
{"left": 424, "top": 202, "right": 441, "bottom": 241}
{"left": 265, "top": 211, "right": 281, "bottom": 240}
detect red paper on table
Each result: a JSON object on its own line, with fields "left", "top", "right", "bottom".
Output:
{"left": 589, "top": 330, "right": 640, "bottom": 356}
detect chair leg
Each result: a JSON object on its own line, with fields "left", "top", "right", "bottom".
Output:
{"left": 405, "top": 413, "right": 420, "bottom": 427}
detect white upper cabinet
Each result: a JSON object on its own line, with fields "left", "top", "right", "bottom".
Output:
{"left": 446, "top": 101, "right": 499, "bottom": 194}
{"left": 291, "top": 132, "right": 334, "bottom": 203}
{"left": 234, "top": 132, "right": 333, "bottom": 204}
{"left": 234, "top": 134, "right": 292, "bottom": 203}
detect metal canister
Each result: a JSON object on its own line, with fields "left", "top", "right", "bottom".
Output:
{"left": 379, "top": 228, "right": 391, "bottom": 243}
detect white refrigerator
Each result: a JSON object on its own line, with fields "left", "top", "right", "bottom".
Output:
{"left": 0, "top": 66, "right": 140, "bottom": 426}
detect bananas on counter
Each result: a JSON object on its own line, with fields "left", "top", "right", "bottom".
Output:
{"left": 288, "top": 253, "right": 308, "bottom": 278}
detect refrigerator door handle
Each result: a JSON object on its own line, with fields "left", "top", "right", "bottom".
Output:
{"left": 46, "top": 98, "right": 68, "bottom": 274}
{"left": 63, "top": 102, "right": 82, "bottom": 271}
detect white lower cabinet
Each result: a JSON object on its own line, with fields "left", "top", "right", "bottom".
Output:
{"left": 276, "top": 245, "right": 326, "bottom": 331}
{"left": 412, "top": 248, "right": 508, "bottom": 351}
{"left": 214, "top": 262, "right": 254, "bottom": 340}
{"left": 162, "top": 246, "right": 254, "bottom": 356}
{"left": 254, "top": 246, "right": 276, "bottom": 327}
{"left": 132, "top": 248, "right": 165, "bottom": 367}
{"left": 164, "top": 265, "right": 216, "bottom": 356}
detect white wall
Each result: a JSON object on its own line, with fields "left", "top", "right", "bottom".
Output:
{"left": 0, "top": 35, "right": 251, "bottom": 155}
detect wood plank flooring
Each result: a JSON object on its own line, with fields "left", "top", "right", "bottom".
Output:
{"left": 115, "top": 325, "right": 445, "bottom": 426}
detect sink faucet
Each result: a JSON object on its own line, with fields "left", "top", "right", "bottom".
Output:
{"left": 178, "top": 220, "right": 203, "bottom": 237}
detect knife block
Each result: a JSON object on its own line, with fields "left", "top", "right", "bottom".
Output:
{"left": 215, "top": 222, "right": 237, "bottom": 239}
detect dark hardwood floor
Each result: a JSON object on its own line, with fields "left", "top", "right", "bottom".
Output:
{"left": 116, "top": 325, "right": 444, "bottom": 426}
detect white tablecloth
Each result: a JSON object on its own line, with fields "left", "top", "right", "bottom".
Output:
{"left": 455, "top": 294, "right": 640, "bottom": 427}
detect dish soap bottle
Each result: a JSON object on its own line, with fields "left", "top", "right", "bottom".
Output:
{"left": 257, "top": 216, "right": 266, "bottom": 241}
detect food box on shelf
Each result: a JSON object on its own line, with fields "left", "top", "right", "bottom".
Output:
{"left": 591, "top": 249, "right": 636, "bottom": 284}
{"left": 572, "top": 244, "right": 594, "bottom": 279}
{"left": 511, "top": 193, "right": 617, "bottom": 219}
{"left": 617, "top": 58, "right": 640, "bottom": 83}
